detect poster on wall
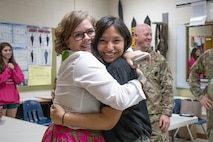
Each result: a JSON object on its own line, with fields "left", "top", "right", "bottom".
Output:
{"left": 0, "top": 22, "right": 53, "bottom": 86}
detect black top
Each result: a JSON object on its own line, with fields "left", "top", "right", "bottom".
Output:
{"left": 102, "top": 57, "right": 152, "bottom": 142}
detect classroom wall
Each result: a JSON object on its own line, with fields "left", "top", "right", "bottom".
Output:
{"left": 111, "top": 0, "right": 212, "bottom": 97}
{"left": 0, "top": 0, "right": 212, "bottom": 99}
{"left": 0, "top": 0, "right": 110, "bottom": 98}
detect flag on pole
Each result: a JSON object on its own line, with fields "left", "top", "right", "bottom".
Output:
{"left": 131, "top": 17, "right": 137, "bottom": 48}
{"left": 118, "top": 0, "right": 123, "bottom": 21}
{"left": 144, "top": 15, "right": 151, "bottom": 26}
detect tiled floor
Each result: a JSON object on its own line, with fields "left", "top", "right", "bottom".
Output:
{"left": 172, "top": 137, "right": 208, "bottom": 142}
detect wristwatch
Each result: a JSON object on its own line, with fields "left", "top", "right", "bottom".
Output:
{"left": 137, "top": 75, "right": 147, "bottom": 85}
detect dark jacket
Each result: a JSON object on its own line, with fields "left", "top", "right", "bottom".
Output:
{"left": 101, "top": 57, "right": 151, "bottom": 142}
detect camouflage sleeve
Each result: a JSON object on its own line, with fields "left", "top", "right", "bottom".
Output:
{"left": 160, "top": 59, "right": 174, "bottom": 117}
{"left": 189, "top": 52, "right": 207, "bottom": 100}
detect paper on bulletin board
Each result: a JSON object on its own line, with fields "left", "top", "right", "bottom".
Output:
{"left": 28, "top": 66, "right": 51, "bottom": 86}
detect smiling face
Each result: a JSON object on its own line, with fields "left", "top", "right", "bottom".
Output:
{"left": 134, "top": 24, "right": 152, "bottom": 52}
{"left": 65, "top": 19, "right": 95, "bottom": 52}
{"left": 97, "top": 26, "right": 125, "bottom": 63}
{"left": 195, "top": 49, "right": 201, "bottom": 57}
{"left": 1, "top": 45, "right": 12, "bottom": 63}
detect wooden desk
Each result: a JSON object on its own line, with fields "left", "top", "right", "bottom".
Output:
{"left": 20, "top": 95, "right": 52, "bottom": 103}
{"left": 0, "top": 116, "right": 47, "bottom": 142}
{"left": 169, "top": 114, "right": 198, "bottom": 142}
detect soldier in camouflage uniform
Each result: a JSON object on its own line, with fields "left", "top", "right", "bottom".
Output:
{"left": 189, "top": 48, "right": 213, "bottom": 142}
{"left": 134, "top": 24, "right": 174, "bottom": 142}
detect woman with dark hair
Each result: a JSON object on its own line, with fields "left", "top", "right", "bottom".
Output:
{"left": 0, "top": 42, "right": 24, "bottom": 118}
{"left": 50, "top": 15, "right": 151, "bottom": 142}
{"left": 189, "top": 47, "right": 201, "bottom": 71}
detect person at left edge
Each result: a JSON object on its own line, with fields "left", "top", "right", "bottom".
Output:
{"left": 0, "top": 42, "right": 24, "bottom": 118}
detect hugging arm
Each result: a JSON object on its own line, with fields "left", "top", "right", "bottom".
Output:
{"left": 123, "top": 49, "right": 151, "bottom": 68}
{"left": 73, "top": 53, "right": 146, "bottom": 110}
{"left": 51, "top": 104, "right": 122, "bottom": 130}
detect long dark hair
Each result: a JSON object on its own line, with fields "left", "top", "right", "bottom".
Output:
{"left": 0, "top": 42, "right": 16, "bottom": 73}
{"left": 191, "top": 47, "right": 200, "bottom": 60}
{"left": 92, "top": 15, "right": 132, "bottom": 64}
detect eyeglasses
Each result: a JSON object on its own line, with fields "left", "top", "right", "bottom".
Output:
{"left": 71, "top": 29, "right": 95, "bottom": 41}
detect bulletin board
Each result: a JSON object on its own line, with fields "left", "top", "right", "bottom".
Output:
{"left": 0, "top": 22, "right": 56, "bottom": 92}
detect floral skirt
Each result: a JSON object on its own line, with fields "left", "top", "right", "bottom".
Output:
{"left": 42, "top": 124, "right": 105, "bottom": 142}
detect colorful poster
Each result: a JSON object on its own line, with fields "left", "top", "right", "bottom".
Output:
{"left": 0, "top": 22, "right": 53, "bottom": 86}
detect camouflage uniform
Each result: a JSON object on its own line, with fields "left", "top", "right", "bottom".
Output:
{"left": 138, "top": 48, "right": 174, "bottom": 142}
{"left": 189, "top": 48, "right": 213, "bottom": 142}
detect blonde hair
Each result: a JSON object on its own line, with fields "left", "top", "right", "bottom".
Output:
{"left": 54, "top": 10, "right": 96, "bottom": 54}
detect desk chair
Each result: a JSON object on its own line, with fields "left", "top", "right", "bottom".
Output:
{"left": 22, "top": 100, "right": 51, "bottom": 126}
{"left": 173, "top": 98, "right": 208, "bottom": 141}
{"left": 173, "top": 98, "right": 181, "bottom": 114}
{"left": 172, "top": 98, "right": 195, "bottom": 141}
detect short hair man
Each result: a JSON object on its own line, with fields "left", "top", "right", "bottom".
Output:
{"left": 134, "top": 24, "right": 174, "bottom": 142}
